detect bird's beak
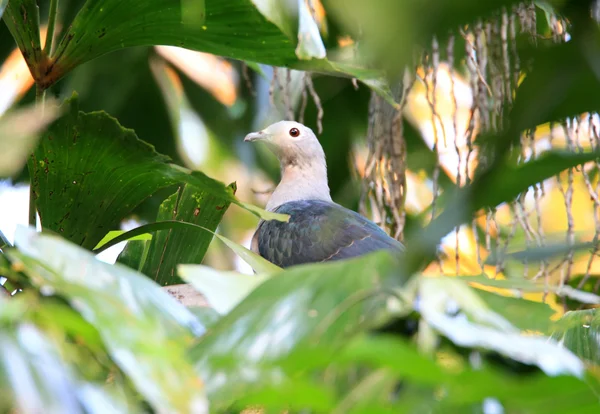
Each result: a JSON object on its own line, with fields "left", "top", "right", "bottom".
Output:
{"left": 244, "top": 130, "right": 269, "bottom": 142}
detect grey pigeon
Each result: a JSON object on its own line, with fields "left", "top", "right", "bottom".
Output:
{"left": 245, "top": 121, "right": 404, "bottom": 268}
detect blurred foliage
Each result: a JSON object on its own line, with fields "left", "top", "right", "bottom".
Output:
{"left": 2, "top": 0, "right": 600, "bottom": 412}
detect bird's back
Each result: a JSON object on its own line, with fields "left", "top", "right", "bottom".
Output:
{"left": 253, "top": 199, "right": 404, "bottom": 268}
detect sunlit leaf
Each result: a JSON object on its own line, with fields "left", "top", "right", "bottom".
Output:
{"left": 190, "top": 251, "right": 400, "bottom": 408}
{"left": 10, "top": 226, "right": 209, "bottom": 413}
{"left": 179, "top": 264, "right": 270, "bottom": 314}
{"left": 94, "top": 230, "right": 151, "bottom": 251}
{"left": 418, "top": 276, "right": 585, "bottom": 377}
{"left": 0, "top": 320, "right": 132, "bottom": 413}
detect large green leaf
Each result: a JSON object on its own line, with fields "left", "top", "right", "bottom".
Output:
{"left": 29, "top": 95, "right": 284, "bottom": 250}
{"left": 10, "top": 226, "right": 209, "bottom": 413}
{"left": 416, "top": 276, "right": 584, "bottom": 376}
{"left": 551, "top": 309, "right": 600, "bottom": 366}
{"left": 28, "top": 0, "right": 395, "bottom": 103}
{"left": 178, "top": 264, "right": 270, "bottom": 314}
{"left": 141, "top": 184, "right": 231, "bottom": 286}
{"left": 189, "top": 250, "right": 401, "bottom": 409}
{"left": 28, "top": 94, "right": 173, "bottom": 250}
{"left": 0, "top": 321, "right": 132, "bottom": 414}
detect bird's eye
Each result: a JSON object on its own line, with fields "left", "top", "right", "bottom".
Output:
{"left": 289, "top": 128, "right": 300, "bottom": 137}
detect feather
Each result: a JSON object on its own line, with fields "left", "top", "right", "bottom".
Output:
{"left": 254, "top": 199, "right": 403, "bottom": 268}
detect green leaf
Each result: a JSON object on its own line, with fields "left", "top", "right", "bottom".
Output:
{"left": 551, "top": 309, "right": 600, "bottom": 366}
{"left": 331, "top": 369, "right": 399, "bottom": 414}
{"left": 178, "top": 264, "right": 270, "bottom": 314}
{"left": 0, "top": 322, "right": 132, "bottom": 413}
{"left": 34, "top": 0, "right": 394, "bottom": 103}
{"left": 189, "top": 251, "right": 401, "bottom": 408}
{"left": 484, "top": 241, "right": 595, "bottom": 265}
{"left": 30, "top": 94, "right": 282, "bottom": 251}
{"left": 405, "top": 149, "right": 600, "bottom": 279}
{"left": 235, "top": 378, "right": 336, "bottom": 413}
{"left": 116, "top": 239, "right": 150, "bottom": 271}
{"left": 141, "top": 184, "right": 231, "bottom": 286}
{"left": 0, "top": 101, "right": 61, "bottom": 178}
{"left": 476, "top": 150, "right": 600, "bottom": 211}
{"left": 511, "top": 22, "right": 600, "bottom": 132}
{"left": 93, "top": 220, "right": 282, "bottom": 274}
{"left": 332, "top": 334, "right": 599, "bottom": 409}
{"left": 474, "top": 289, "right": 554, "bottom": 333}
{"left": 417, "top": 276, "right": 584, "bottom": 376}
{"left": 10, "top": 226, "right": 209, "bottom": 413}
{"left": 2, "top": 0, "right": 45, "bottom": 80}
{"left": 94, "top": 230, "right": 151, "bottom": 251}
{"left": 189, "top": 306, "right": 222, "bottom": 328}
{"left": 29, "top": 94, "right": 174, "bottom": 250}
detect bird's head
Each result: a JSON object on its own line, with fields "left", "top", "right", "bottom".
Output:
{"left": 244, "top": 121, "right": 325, "bottom": 167}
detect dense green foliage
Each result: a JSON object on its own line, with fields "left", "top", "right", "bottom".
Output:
{"left": 1, "top": 0, "right": 600, "bottom": 412}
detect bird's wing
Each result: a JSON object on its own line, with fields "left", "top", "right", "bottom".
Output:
{"left": 255, "top": 199, "right": 404, "bottom": 268}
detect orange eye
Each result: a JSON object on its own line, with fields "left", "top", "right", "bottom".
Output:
{"left": 289, "top": 128, "right": 300, "bottom": 137}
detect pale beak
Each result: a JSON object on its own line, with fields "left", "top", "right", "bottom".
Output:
{"left": 244, "top": 131, "right": 268, "bottom": 142}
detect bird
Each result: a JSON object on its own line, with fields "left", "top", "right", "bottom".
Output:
{"left": 245, "top": 120, "right": 404, "bottom": 268}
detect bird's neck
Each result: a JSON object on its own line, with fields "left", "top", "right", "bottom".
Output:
{"left": 266, "top": 161, "right": 332, "bottom": 211}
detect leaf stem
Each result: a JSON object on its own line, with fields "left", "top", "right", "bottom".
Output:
{"left": 32, "top": 0, "right": 59, "bottom": 228}
{"left": 43, "top": 0, "right": 59, "bottom": 56}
